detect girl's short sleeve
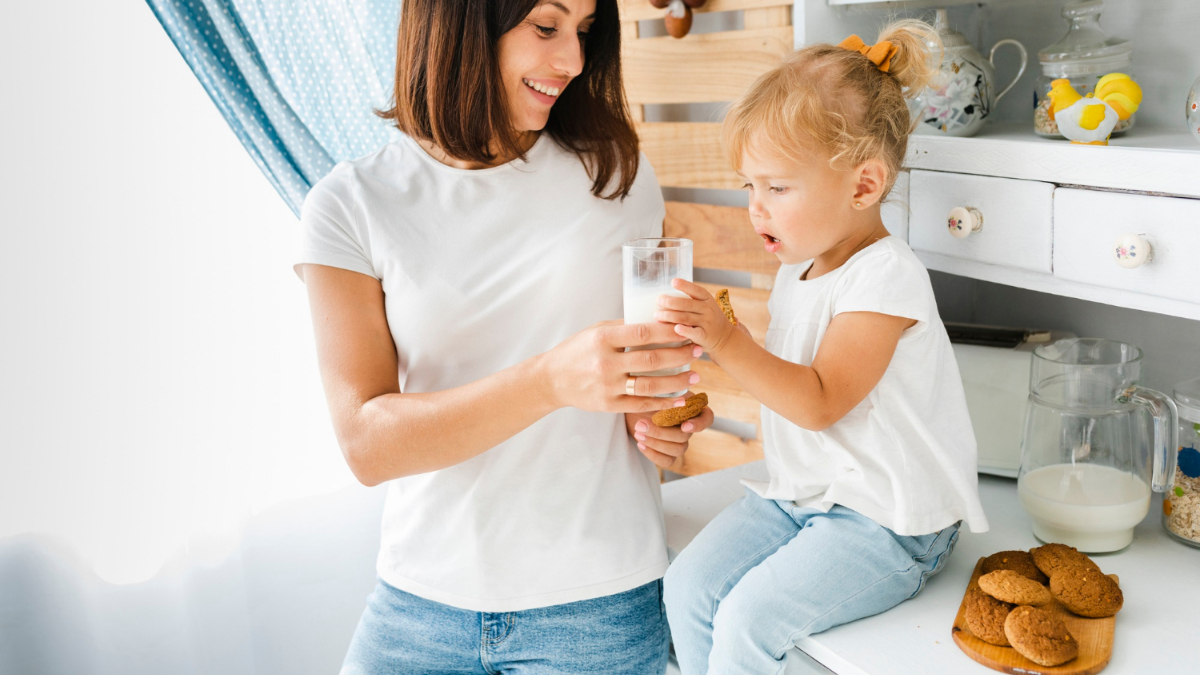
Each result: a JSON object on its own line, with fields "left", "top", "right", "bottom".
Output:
{"left": 832, "top": 250, "right": 933, "bottom": 330}
{"left": 294, "top": 166, "right": 377, "bottom": 280}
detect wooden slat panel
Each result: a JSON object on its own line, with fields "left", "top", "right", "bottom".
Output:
{"left": 622, "top": 19, "right": 644, "bottom": 121}
{"left": 750, "top": 273, "right": 775, "bottom": 290}
{"left": 743, "top": 6, "right": 792, "bottom": 29}
{"left": 691, "top": 360, "right": 760, "bottom": 427}
{"left": 620, "top": 0, "right": 791, "bottom": 22}
{"left": 697, "top": 283, "right": 770, "bottom": 342}
{"left": 669, "top": 428, "right": 763, "bottom": 476}
{"left": 623, "top": 27, "right": 791, "bottom": 104}
{"left": 638, "top": 122, "right": 740, "bottom": 189}
{"left": 664, "top": 202, "right": 781, "bottom": 277}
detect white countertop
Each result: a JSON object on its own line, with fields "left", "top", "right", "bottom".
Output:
{"left": 661, "top": 462, "right": 1200, "bottom": 675}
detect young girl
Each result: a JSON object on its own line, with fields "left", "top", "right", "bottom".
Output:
{"left": 660, "top": 21, "right": 990, "bottom": 674}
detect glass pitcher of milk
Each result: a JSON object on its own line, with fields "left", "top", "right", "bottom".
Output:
{"left": 622, "top": 238, "right": 692, "bottom": 397}
{"left": 1018, "top": 338, "right": 1178, "bottom": 552}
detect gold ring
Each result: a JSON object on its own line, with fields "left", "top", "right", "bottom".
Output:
{"left": 626, "top": 376, "right": 637, "bottom": 396}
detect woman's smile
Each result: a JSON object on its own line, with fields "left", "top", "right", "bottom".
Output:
{"left": 522, "top": 77, "right": 565, "bottom": 104}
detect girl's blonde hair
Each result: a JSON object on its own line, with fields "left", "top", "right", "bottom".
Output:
{"left": 723, "top": 20, "right": 941, "bottom": 194}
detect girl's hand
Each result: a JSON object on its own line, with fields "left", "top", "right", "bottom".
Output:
{"left": 625, "top": 402, "right": 716, "bottom": 469}
{"left": 541, "top": 320, "right": 703, "bottom": 414}
{"left": 655, "top": 279, "right": 739, "bottom": 356}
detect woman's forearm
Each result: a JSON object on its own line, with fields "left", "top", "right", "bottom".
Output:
{"left": 340, "top": 353, "right": 559, "bottom": 486}
{"left": 710, "top": 330, "right": 833, "bottom": 431}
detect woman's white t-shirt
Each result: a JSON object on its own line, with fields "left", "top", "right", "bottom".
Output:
{"left": 743, "top": 237, "right": 990, "bottom": 536}
{"left": 296, "top": 134, "right": 669, "bottom": 612}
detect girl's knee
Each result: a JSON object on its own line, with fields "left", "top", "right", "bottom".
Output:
{"left": 662, "top": 553, "right": 696, "bottom": 613}
{"left": 663, "top": 547, "right": 722, "bottom": 616}
{"left": 709, "top": 593, "right": 792, "bottom": 667}
{"left": 710, "top": 582, "right": 813, "bottom": 659}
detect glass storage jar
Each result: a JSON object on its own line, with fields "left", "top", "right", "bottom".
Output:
{"left": 1187, "top": 74, "right": 1200, "bottom": 146}
{"left": 1164, "top": 376, "right": 1200, "bottom": 548}
{"left": 1033, "top": 0, "right": 1135, "bottom": 138}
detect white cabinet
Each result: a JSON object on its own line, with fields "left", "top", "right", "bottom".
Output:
{"left": 880, "top": 171, "right": 909, "bottom": 242}
{"left": 908, "top": 170, "right": 1054, "bottom": 273}
{"left": 898, "top": 128, "right": 1200, "bottom": 321}
{"left": 1054, "top": 189, "right": 1200, "bottom": 305}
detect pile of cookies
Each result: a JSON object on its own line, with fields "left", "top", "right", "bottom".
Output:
{"left": 963, "top": 544, "right": 1124, "bottom": 667}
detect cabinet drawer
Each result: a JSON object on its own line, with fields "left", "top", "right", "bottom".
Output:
{"left": 909, "top": 170, "right": 1054, "bottom": 273}
{"left": 881, "top": 170, "right": 909, "bottom": 242}
{"left": 1054, "top": 189, "right": 1200, "bottom": 304}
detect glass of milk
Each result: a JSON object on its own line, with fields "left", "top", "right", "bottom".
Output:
{"left": 622, "top": 238, "right": 693, "bottom": 398}
{"left": 1017, "top": 338, "right": 1178, "bottom": 552}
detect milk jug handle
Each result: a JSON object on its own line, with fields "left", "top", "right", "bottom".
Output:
{"left": 1120, "top": 386, "right": 1179, "bottom": 492}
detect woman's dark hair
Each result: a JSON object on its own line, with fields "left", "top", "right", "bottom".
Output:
{"left": 378, "top": 0, "right": 640, "bottom": 200}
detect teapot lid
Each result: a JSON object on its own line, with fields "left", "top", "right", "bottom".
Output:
{"left": 1039, "top": 0, "right": 1132, "bottom": 65}
{"left": 931, "top": 9, "right": 973, "bottom": 50}
{"left": 1177, "top": 376, "right": 1200, "bottom": 421}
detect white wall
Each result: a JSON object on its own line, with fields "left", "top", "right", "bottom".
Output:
{"left": 1, "top": 2, "right": 380, "bottom": 673}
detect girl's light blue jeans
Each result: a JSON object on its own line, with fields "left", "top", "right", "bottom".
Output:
{"left": 663, "top": 489, "right": 959, "bottom": 675}
{"left": 340, "top": 577, "right": 668, "bottom": 675}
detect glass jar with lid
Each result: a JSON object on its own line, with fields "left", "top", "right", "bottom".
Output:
{"left": 1033, "top": 0, "right": 1135, "bottom": 138}
{"left": 1164, "top": 376, "right": 1200, "bottom": 549}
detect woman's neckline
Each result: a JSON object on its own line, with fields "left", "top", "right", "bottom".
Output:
{"left": 403, "top": 133, "right": 549, "bottom": 175}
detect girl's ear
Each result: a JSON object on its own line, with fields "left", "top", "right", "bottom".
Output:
{"left": 851, "top": 158, "right": 889, "bottom": 208}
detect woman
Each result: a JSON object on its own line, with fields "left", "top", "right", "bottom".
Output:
{"left": 295, "top": 0, "right": 713, "bottom": 672}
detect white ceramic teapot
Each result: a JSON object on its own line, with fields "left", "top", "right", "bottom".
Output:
{"left": 911, "top": 9, "right": 1027, "bottom": 137}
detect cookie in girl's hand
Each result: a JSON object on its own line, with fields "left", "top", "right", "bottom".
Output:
{"left": 715, "top": 288, "right": 738, "bottom": 326}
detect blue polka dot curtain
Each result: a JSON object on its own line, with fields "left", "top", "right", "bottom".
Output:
{"left": 146, "top": 0, "right": 403, "bottom": 215}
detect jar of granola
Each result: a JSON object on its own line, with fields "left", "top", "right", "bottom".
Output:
{"left": 1033, "top": 0, "right": 1135, "bottom": 138}
{"left": 1164, "top": 376, "right": 1200, "bottom": 548}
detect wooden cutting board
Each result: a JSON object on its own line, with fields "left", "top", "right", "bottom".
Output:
{"left": 951, "top": 557, "right": 1118, "bottom": 675}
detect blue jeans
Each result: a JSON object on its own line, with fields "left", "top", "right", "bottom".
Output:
{"left": 340, "top": 578, "right": 669, "bottom": 675}
{"left": 663, "top": 489, "right": 959, "bottom": 675}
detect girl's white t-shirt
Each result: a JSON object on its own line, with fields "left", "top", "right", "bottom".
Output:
{"left": 743, "top": 237, "right": 990, "bottom": 536}
{"left": 295, "top": 134, "right": 669, "bottom": 612}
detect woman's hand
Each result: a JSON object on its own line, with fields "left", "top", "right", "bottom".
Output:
{"left": 540, "top": 320, "right": 702, "bottom": 414}
{"left": 625, "top": 403, "right": 715, "bottom": 469}
{"left": 654, "top": 279, "right": 739, "bottom": 357}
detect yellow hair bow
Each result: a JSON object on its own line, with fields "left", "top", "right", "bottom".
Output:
{"left": 837, "top": 35, "right": 898, "bottom": 73}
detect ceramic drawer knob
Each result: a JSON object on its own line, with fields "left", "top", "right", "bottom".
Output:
{"left": 1113, "top": 233, "right": 1153, "bottom": 269}
{"left": 947, "top": 206, "right": 984, "bottom": 239}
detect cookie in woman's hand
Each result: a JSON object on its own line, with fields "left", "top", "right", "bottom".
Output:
{"left": 652, "top": 393, "right": 708, "bottom": 427}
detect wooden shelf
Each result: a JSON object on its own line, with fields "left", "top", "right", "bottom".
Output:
{"left": 905, "top": 124, "right": 1200, "bottom": 199}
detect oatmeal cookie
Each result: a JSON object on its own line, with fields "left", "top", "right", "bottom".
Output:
{"left": 715, "top": 288, "right": 737, "bottom": 326}
{"left": 1050, "top": 567, "right": 1124, "bottom": 618}
{"left": 651, "top": 392, "right": 708, "bottom": 427}
{"left": 963, "top": 586, "right": 1015, "bottom": 646}
{"left": 978, "top": 569, "right": 1052, "bottom": 606}
{"left": 1004, "top": 606, "right": 1079, "bottom": 667}
{"left": 982, "top": 550, "right": 1049, "bottom": 585}
{"left": 1030, "top": 543, "right": 1100, "bottom": 579}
